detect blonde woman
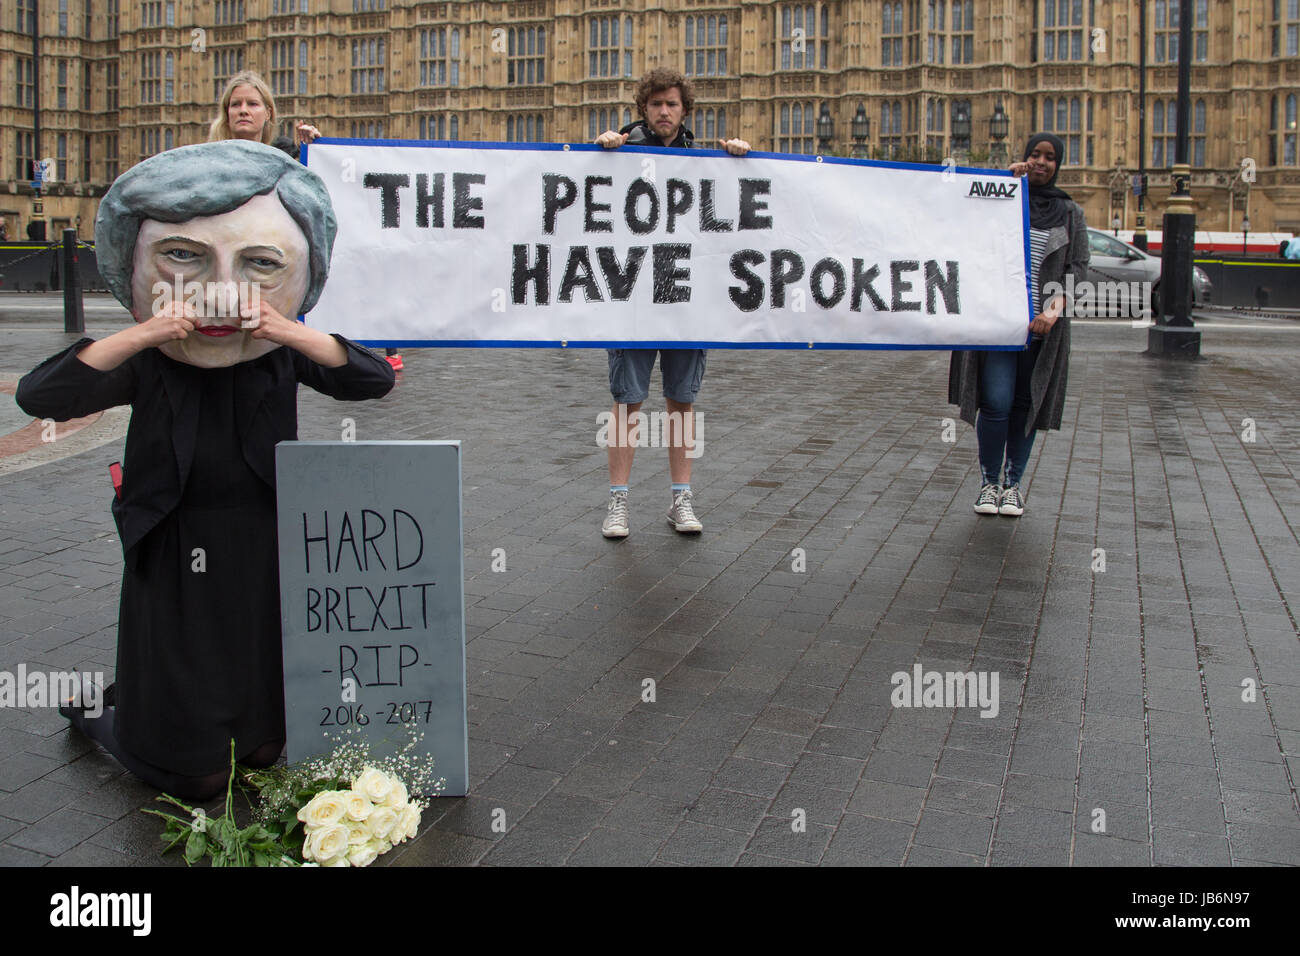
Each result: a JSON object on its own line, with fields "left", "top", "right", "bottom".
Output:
{"left": 204, "top": 73, "right": 419, "bottom": 370}
{"left": 208, "top": 70, "right": 320, "bottom": 148}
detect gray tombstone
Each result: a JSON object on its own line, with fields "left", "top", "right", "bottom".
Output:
{"left": 276, "top": 441, "right": 467, "bottom": 796}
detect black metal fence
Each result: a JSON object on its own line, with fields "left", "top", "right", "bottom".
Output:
{"left": 1194, "top": 256, "right": 1300, "bottom": 310}
{"left": 0, "top": 240, "right": 106, "bottom": 293}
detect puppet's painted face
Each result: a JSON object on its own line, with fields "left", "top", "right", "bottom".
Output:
{"left": 129, "top": 192, "right": 311, "bottom": 368}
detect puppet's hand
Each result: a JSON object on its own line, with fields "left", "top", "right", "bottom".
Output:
{"left": 241, "top": 301, "right": 303, "bottom": 348}
{"left": 244, "top": 301, "right": 347, "bottom": 367}
{"left": 135, "top": 300, "right": 196, "bottom": 348}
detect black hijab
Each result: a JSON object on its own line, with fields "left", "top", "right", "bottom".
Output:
{"left": 1023, "top": 132, "right": 1072, "bottom": 230}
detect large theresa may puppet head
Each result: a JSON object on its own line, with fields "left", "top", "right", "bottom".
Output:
{"left": 96, "top": 139, "right": 337, "bottom": 368}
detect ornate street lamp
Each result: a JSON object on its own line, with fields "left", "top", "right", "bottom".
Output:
{"left": 952, "top": 103, "right": 971, "bottom": 156}
{"left": 1149, "top": 0, "right": 1199, "bottom": 357}
{"left": 817, "top": 104, "right": 834, "bottom": 154}
{"left": 989, "top": 101, "right": 1009, "bottom": 166}
{"left": 851, "top": 102, "right": 870, "bottom": 159}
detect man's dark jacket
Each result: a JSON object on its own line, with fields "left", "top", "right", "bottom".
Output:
{"left": 619, "top": 119, "right": 697, "bottom": 150}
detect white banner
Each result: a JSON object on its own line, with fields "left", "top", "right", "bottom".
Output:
{"left": 304, "top": 140, "right": 1031, "bottom": 349}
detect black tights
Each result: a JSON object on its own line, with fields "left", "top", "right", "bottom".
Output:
{"left": 67, "top": 707, "right": 283, "bottom": 802}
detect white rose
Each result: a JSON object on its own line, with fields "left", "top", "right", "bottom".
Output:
{"left": 347, "top": 821, "right": 371, "bottom": 845}
{"left": 321, "top": 853, "right": 350, "bottom": 867}
{"left": 394, "top": 804, "right": 421, "bottom": 843}
{"left": 353, "top": 767, "right": 393, "bottom": 804}
{"left": 297, "top": 790, "right": 348, "bottom": 828}
{"left": 347, "top": 843, "right": 380, "bottom": 867}
{"left": 383, "top": 777, "right": 409, "bottom": 810}
{"left": 368, "top": 805, "right": 398, "bottom": 841}
{"left": 344, "top": 790, "right": 374, "bottom": 822}
{"left": 370, "top": 838, "right": 392, "bottom": 856}
{"left": 305, "top": 822, "right": 350, "bottom": 864}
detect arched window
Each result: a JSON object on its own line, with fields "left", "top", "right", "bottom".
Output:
{"left": 881, "top": 2, "right": 903, "bottom": 65}
{"left": 588, "top": 15, "right": 632, "bottom": 77}
{"left": 778, "top": 5, "right": 828, "bottom": 70}
{"left": 685, "top": 14, "right": 728, "bottom": 75}
{"left": 507, "top": 26, "right": 545, "bottom": 84}
{"left": 1285, "top": 94, "right": 1298, "bottom": 166}
{"left": 1193, "top": 99, "right": 1206, "bottom": 167}
{"left": 419, "top": 27, "right": 460, "bottom": 86}
{"left": 880, "top": 99, "right": 903, "bottom": 156}
{"left": 778, "top": 101, "right": 816, "bottom": 152}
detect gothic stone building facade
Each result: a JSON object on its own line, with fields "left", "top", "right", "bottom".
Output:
{"left": 2, "top": 0, "right": 1298, "bottom": 239}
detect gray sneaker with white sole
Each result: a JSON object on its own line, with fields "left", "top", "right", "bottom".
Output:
{"left": 666, "top": 490, "right": 703, "bottom": 533}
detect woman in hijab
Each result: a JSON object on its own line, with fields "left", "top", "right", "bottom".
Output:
{"left": 949, "top": 132, "right": 1088, "bottom": 517}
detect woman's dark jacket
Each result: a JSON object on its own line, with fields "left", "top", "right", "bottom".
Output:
{"left": 948, "top": 199, "right": 1089, "bottom": 434}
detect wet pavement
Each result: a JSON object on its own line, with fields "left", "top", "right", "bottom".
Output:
{"left": 1, "top": 294, "right": 1297, "bottom": 866}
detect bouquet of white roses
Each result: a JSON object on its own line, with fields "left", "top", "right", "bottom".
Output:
{"left": 146, "top": 729, "right": 443, "bottom": 867}
{"left": 297, "top": 767, "right": 423, "bottom": 867}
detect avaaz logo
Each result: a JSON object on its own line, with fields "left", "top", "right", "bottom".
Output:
{"left": 966, "top": 180, "right": 1019, "bottom": 199}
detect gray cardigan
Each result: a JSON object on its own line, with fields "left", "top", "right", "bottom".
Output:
{"left": 948, "top": 200, "right": 1089, "bottom": 434}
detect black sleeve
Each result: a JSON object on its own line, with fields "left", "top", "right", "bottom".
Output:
{"left": 293, "top": 333, "right": 396, "bottom": 401}
{"left": 15, "top": 338, "right": 137, "bottom": 420}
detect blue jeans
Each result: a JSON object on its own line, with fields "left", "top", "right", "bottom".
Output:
{"left": 976, "top": 340, "right": 1041, "bottom": 487}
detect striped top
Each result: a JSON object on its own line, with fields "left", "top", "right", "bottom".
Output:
{"left": 1028, "top": 226, "right": 1051, "bottom": 340}
{"left": 1028, "top": 227, "right": 1051, "bottom": 310}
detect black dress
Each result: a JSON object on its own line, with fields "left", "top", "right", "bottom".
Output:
{"left": 16, "top": 336, "right": 394, "bottom": 776}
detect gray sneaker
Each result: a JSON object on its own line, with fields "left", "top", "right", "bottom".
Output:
{"left": 602, "top": 490, "right": 630, "bottom": 538}
{"left": 974, "top": 483, "right": 1001, "bottom": 515}
{"left": 667, "top": 490, "right": 703, "bottom": 533}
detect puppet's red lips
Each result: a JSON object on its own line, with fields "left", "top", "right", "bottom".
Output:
{"left": 196, "top": 326, "right": 239, "bottom": 337}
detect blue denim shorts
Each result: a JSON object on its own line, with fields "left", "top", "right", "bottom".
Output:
{"left": 607, "top": 348, "right": 707, "bottom": 404}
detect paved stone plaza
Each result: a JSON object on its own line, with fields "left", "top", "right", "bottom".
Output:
{"left": 1, "top": 296, "right": 1298, "bottom": 866}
